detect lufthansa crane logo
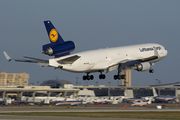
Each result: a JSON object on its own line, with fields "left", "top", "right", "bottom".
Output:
{"left": 49, "top": 29, "right": 58, "bottom": 42}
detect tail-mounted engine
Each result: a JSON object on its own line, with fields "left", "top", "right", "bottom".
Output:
{"left": 134, "top": 62, "right": 151, "bottom": 72}
{"left": 43, "top": 41, "right": 75, "bottom": 56}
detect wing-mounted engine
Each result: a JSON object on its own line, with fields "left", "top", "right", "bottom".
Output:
{"left": 43, "top": 41, "right": 76, "bottom": 56}
{"left": 134, "top": 62, "right": 151, "bottom": 72}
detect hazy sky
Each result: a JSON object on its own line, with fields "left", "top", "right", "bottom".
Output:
{"left": 0, "top": 0, "right": 180, "bottom": 86}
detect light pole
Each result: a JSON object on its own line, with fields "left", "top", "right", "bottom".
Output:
{"left": 156, "top": 79, "right": 161, "bottom": 85}
{"left": 155, "top": 79, "right": 158, "bottom": 85}
{"left": 158, "top": 80, "right": 161, "bottom": 85}
{"left": 96, "top": 82, "right": 98, "bottom": 86}
{"left": 76, "top": 77, "right": 78, "bottom": 86}
{"left": 108, "top": 82, "right": 111, "bottom": 86}
{"left": 156, "top": 79, "right": 161, "bottom": 95}
{"left": 158, "top": 79, "right": 161, "bottom": 95}
{"left": 108, "top": 82, "right": 111, "bottom": 98}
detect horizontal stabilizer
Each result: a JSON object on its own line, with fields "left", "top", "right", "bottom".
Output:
{"left": 15, "top": 59, "right": 40, "bottom": 63}
{"left": 3, "top": 51, "right": 49, "bottom": 67}
{"left": 57, "top": 55, "right": 80, "bottom": 64}
{"left": 23, "top": 56, "right": 49, "bottom": 63}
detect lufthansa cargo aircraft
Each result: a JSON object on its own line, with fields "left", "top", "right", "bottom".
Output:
{"left": 3, "top": 20, "right": 168, "bottom": 80}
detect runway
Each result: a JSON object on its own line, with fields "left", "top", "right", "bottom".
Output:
{"left": 0, "top": 108, "right": 177, "bottom": 120}
{"left": 0, "top": 115, "right": 163, "bottom": 120}
{"left": 1, "top": 103, "right": 180, "bottom": 113}
{"left": 0, "top": 108, "right": 180, "bottom": 113}
{"left": 0, "top": 104, "right": 180, "bottom": 120}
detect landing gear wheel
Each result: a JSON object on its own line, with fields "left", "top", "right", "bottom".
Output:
{"left": 87, "top": 75, "right": 90, "bottom": 80}
{"left": 114, "top": 75, "right": 126, "bottom": 80}
{"left": 99, "top": 74, "right": 105, "bottom": 79}
{"left": 83, "top": 76, "right": 86, "bottom": 80}
{"left": 102, "top": 74, "right": 105, "bottom": 79}
{"left": 114, "top": 75, "right": 117, "bottom": 80}
{"left": 83, "top": 74, "right": 94, "bottom": 80}
{"left": 90, "top": 75, "right": 94, "bottom": 80}
{"left": 149, "top": 69, "right": 154, "bottom": 73}
{"left": 121, "top": 74, "right": 126, "bottom": 79}
{"left": 99, "top": 75, "right": 101, "bottom": 79}
{"left": 117, "top": 75, "right": 121, "bottom": 80}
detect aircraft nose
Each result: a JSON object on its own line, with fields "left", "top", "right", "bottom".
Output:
{"left": 164, "top": 50, "right": 168, "bottom": 56}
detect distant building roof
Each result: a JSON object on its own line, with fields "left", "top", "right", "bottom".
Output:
{"left": 150, "top": 82, "right": 180, "bottom": 87}
{"left": 40, "top": 80, "right": 72, "bottom": 88}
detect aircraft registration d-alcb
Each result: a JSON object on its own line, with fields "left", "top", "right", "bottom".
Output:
{"left": 3, "top": 20, "right": 168, "bottom": 80}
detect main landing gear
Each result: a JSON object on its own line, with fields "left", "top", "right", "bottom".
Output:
{"left": 99, "top": 70, "right": 105, "bottom": 79}
{"left": 82, "top": 71, "right": 106, "bottom": 80}
{"left": 99, "top": 74, "right": 106, "bottom": 79}
{"left": 113, "top": 65, "right": 126, "bottom": 80}
{"left": 83, "top": 73, "right": 94, "bottom": 80}
{"left": 114, "top": 74, "right": 125, "bottom": 80}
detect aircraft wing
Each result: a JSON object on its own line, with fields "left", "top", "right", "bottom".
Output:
{"left": 106, "top": 47, "right": 159, "bottom": 73}
{"left": 3, "top": 51, "right": 49, "bottom": 67}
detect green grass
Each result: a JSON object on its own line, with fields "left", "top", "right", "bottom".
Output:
{"left": 1, "top": 112, "right": 180, "bottom": 119}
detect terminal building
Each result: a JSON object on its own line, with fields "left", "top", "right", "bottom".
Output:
{"left": 38, "top": 79, "right": 180, "bottom": 99}
{"left": 0, "top": 72, "right": 180, "bottom": 100}
{"left": 40, "top": 80, "right": 73, "bottom": 88}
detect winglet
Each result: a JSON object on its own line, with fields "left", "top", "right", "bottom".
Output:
{"left": 3, "top": 51, "right": 11, "bottom": 62}
{"left": 153, "top": 47, "right": 160, "bottom": 58}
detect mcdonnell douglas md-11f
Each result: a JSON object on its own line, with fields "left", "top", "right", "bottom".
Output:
{"left": 3, "top": 20, "right": 168, "bottom": 80}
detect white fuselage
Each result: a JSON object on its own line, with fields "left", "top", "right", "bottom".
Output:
{"left": 49, "top": 43, "right": 167, "bottom": 73}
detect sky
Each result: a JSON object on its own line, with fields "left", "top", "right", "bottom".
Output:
{"left": 0, "top": 0, "right": 180, "bottom": 86}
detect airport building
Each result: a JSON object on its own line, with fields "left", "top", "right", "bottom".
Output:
{"left": 0, "top": 78, "right": 180, "bottom": 100}
{"left": 37, "top": 79, "right": 180, "bottom": 99}
{"left": 40, "top": 80, "right": 73, "bottom": 88}
{"left": 74, "top": 84, "right": 180, "bottom": 99}
{"left": 0, "top": 72, "right": 29, "bottom": 86}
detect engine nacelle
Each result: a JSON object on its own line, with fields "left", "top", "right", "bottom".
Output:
{"left": 43, "top": 41, "right": 75, "bottom": 56}
{"left": 134, "top": 62, "right": 151, "bottom": 72}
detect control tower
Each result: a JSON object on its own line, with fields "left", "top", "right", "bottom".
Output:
{"left": 122, "top": 68, "right": 131, "bottom": 87}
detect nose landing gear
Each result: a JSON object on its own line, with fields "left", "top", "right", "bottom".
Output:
{"left": 149, "top": 69, "right": 154, "bottom": 73}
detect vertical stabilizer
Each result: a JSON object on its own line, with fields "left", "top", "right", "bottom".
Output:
{"left": 44, "top": 20, "right": 64, "bottom": 44}
{"left": 152, "top": 87, "right": 158, "bottom": 97}
{"left": 124, "top": 91, "right": 128, "bottom": 98}
{"left": 43, "top": 20, "right": 76, "bottom": 57}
